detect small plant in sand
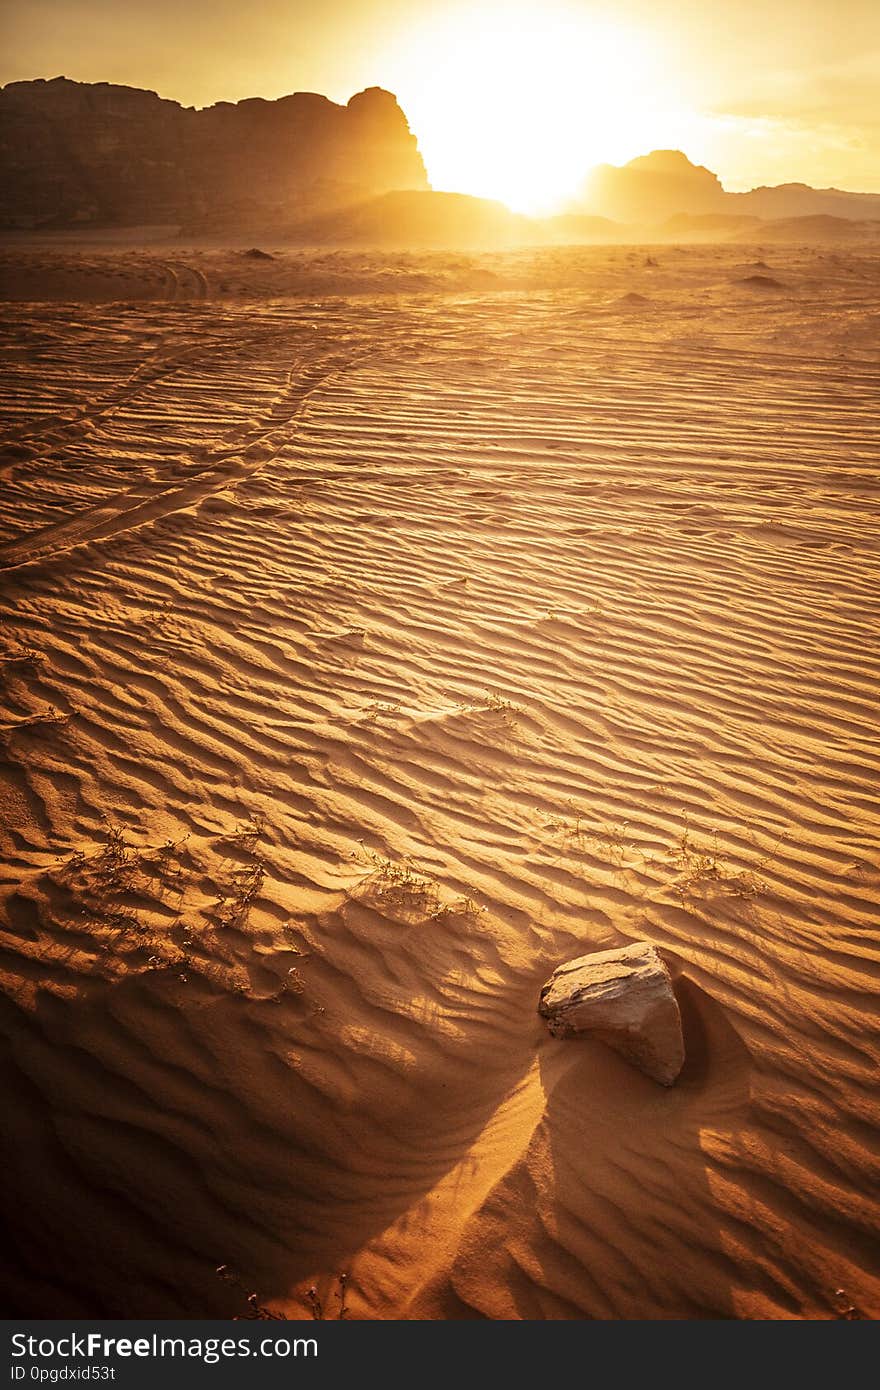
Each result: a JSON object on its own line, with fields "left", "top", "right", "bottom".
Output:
{"left": 212, "top": 817, "right": 267, "bottom": 929}
{"left": 55, "top": 822, "right": 204, "bottom": 952}
{"left": 213, "top": 861, "right": 266, "bottom": 929}
{"left": 832, "top": 1287, "right": 864, "bottom": 1320}
{"left": 542, "top": 802, "right": 634, "bottom": 866}
{"left": 477, "top": 690, "right": 522, "bottom": 722}
{"left": 215, "top": 1265, "right": 286, "bottom": 1321}
{"left": 216, "top": 1265, "right": 350, "bottom": 1320}
{"left": 304, "top": 1273, "right": 349, "bottom": 1321}
{"left": 666, "top": 819, "right": 785, "bottom": 900}
{"left": 220, "top": 816, "right": 266, "bottom": 856}
{"left": 564, "top": 802, "right": 587, "bottom": 842}
{"left": 351, "top": 845, "right": 441, "bottom": 916}
{"left": 350, "top": 844, "right": 484, "bottom": 925}
{"left": 97, "top": 903, "right": 145, "bottom": 934}
{"left": 64, "top": 821, "right": 141, "bottom": 898}
{"left": 480, "top": 690, "right": 516, "bottom": 713}
{"left": 56, "top": 821, "right": 148, "bottom": 937}
{"left": 1, "top": 705, "right": 71, "bottom": 737}
{"left": 362, "top": 698, "right": 402, "bottom": 722}
{"left": 541, "top": 798, "right": 590, "bottom": 848}
{"left": 0, "top": 646, "right": 47, "bottom": 671}
{"left": 142, "top": 833, "right": 190, "bottom": 905}
{"left": 452, "top": 690, "right": 522, "bottom": 726}
{"left": 270, "top": 965, "right": 306, "bottom": 1003}
{"left": 591, "top": 819, "right": 633, "bottom": 866}
{"left": 426, "top": 892, "right": 486, "bottom": 924}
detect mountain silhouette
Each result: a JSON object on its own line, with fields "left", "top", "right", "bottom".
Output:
{"left": 2, "top": 80, "right": 879, "bottom": 238}
{"left": 575, "top": 149, "right": 880, "bottom": 225}
{"left": 0, "top": 77, "right": 428, "bottom": 229}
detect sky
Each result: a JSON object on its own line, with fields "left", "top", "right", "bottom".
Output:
{"left": 2, "top": 0, "right": 879, "bottom": 212}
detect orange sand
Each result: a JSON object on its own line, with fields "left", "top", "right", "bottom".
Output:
{"left": 0, "top": 241, "right": 878, "bottom": 1318}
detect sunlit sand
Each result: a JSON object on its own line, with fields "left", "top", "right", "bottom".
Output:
{"left": 1, "top": 239, "right": 878, "bottom": 1318}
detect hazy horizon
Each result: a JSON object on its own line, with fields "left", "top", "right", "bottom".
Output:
{"left": 2, "top": 0, "right": 878, "bottom": 212}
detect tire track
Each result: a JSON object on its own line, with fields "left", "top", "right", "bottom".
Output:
{"left": 0, "top": 319, "right": 316, "bottom": 470}
{"left": 163, "top": 261, "right": 209, "bottom": 301}
{"left": 0, "top": 351, "right": 360, "bottom": 572}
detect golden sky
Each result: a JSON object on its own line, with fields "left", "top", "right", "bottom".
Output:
{"left": 3, "top": 0, "right": 879, "bottom": 211}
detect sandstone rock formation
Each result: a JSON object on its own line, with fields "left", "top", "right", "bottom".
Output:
{"left": 582, "top": 150, "right": 727, "bottom": 222}
{"left": 538, "top": 941, "right": 685, "bottom": 1086}
{"left": 0, "top": 77, "right": 428, "bottom": 229}
{"left": 575, "top": 149, "right": 880, "bottom": 227}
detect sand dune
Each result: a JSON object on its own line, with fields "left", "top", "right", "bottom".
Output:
{"left": 0, "top": 241, "right": 878, "bottom": 1318}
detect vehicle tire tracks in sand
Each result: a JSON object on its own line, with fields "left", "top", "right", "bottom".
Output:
{"left": 0, "top": 349, "right": 362, "bottom": 572}
{"left": 0, "top": 314, "right": 338, "bottom": 472}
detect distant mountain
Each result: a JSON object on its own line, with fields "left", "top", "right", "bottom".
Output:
{"left": 583, "top": 150, "right": 727, "bottom": 221}
{"left": 0, "top": 77, "right": 428, "bottom": 229}
{"left": 3, "top": 80, "right": 879, "bottom": 243}
{"left": 731, "top": 213, "right": 880, "bottom": 241}
{"left": 661, "top": 212, "right": 763, "bottom": 240}
{"left": 576, "top": 150, "right": 880, "bottom": 225}
{"left": 734, "top": 185, "right": 880, "bottom": 221}
{"left": 287, "top": 190, "right": 530, "bottom": 248}
{"left": 281, "top": 194, "right": 880, "bottom": 248}
{"left": 542, "top": 213, "right": 623, "bottom": 244}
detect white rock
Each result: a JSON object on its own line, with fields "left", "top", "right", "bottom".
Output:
{"left": 538, "top": 942, "right": 684, "bottom": 1085}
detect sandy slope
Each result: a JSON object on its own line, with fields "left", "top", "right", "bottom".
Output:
{"left": 0, "top": 243, "right": 878, "bottom": 1319}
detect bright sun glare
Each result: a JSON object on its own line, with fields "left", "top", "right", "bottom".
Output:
{"left": 385, "top": 3, "right": 682, "bottom": 213}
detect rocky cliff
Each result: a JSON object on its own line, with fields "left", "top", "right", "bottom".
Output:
{"left": 0, "top": 77, "right": 429, "bottom": 229}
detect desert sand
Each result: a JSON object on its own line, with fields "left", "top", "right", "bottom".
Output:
{"left": 0, "top": 240, "right": 878, "bottom": 1319}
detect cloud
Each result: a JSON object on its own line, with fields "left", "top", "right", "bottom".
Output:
{"left": 708, "top": 49, "right": 880, "bottom": 131}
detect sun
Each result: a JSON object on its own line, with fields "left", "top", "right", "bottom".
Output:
{"left": 383, "top": 3, "right": 670, "bottom": 214}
